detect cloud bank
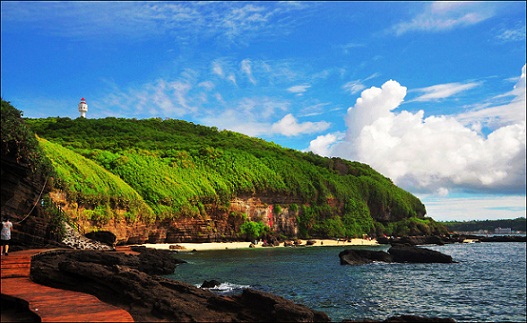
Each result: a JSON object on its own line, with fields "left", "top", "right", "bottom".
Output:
{"left": 310, "top": 65, "right": 526, "bottom": 196}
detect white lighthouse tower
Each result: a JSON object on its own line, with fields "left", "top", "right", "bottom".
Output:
{"left": 78, "top": 97, "right": 88, "bottom": 118}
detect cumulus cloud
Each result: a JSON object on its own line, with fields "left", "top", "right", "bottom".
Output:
{"left": 310, "top": 66, "right": 526, "bottom": 196}
{"left": 307, "top": 132, "right": 343, "bottom": 157}
{"left": 391, "top": 2, "right": 495, "bottom": 36}
{"left": 411, "top": 82, "right": 481, "bottom": 102}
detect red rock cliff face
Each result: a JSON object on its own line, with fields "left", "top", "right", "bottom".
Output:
{"left": 62, "top": 193, "right": 304, "bottom": 245}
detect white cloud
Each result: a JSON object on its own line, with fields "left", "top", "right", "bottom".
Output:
{"left": 0, "top": 1, "right": 320, "bottom": 51}
{"left": 97, "top": 76, "right": 202, "bottom": 119}
{"left": 198, "top": 81, "right": 215, "bottom": 91}
{"left": 391, "top": 2, "right": 495, "bottom": 36}
{"left": 287, "top": 84, "right": 311, "bottom": 95}
{"left": 340, "top": 42, "right": 365, "bottom": 55}
{"left": 308, "top": 133, "right": 342, "bottom": 157}
{"left": 312, "top": 66, "right": 526, "bottom": 196}
{"left": 271, "top": 114, "right": 330, "bottom": 137}
{"left": 1, "top": 2, "right": 310, "bottom": 44}
{"left": 342, "top": 73, "right": 381, "bottom": 96}
{"left": 212, "top": 61, "right": 224, "bottom": 77}
{"left": 199, "top": 94, "right": 331, "bottom": 138}
{"left": 456, "top": 65, "right": 526, "bottom": 130}
{"left": 411, "top": 82, "right": 481, "bottom": 102}
{"left": 342, "top": 81, "right": 366, "bottom": 95}
{"left": 496, "top": 24, "right": 527, "bottom": 42}
{"left": 227, "top": 74, "right": 237, "bottom": 86}
{"left": 241, "top": 59, "right": 256, "bottom": 85}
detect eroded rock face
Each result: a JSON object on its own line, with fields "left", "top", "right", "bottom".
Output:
{"left": 30, "top": 249, "right": 330, "bottom": 322}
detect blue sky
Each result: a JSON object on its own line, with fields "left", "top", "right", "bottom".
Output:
{"left": 2, "top": 1, "right": 525, "bottom": 222}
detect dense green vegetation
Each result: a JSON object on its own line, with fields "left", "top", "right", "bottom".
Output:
{"left": 38, "top": 138, "right": 155, "bottom": 224}
{"left": 441, "top": 218, "right": 526, "bottom": 233}
{"left": 18, "top": 110, "right": 447, "bottom": 239}
{"left": 1, "top": 99, "right": 53, "bottom": 178}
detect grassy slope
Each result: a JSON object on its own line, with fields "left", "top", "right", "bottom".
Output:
{"left": 38, "top": 137, "right": 155, "bottom": 223}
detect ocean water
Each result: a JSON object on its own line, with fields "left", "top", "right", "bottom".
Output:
{"left": 167, "top": 242, "right": 527, "bottom": 322}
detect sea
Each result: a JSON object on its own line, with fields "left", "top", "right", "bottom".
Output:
{"left": 166, "top": 241, "right": 527, "bottom": 322}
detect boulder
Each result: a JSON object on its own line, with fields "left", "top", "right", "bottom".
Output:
{"left": 339, "top": 245, "right": 455, "bottom": 265}
{"left": 339, "top": 249, "right": 393, "bottom": 265}
{"left": 30, "top": 249, "right": 330, "bottom": 322}
{"left": 388, "top": 244, "right": 454, "bottom": 263}
{"left": 201, "top": 279, "right": 221, "bottom": 288}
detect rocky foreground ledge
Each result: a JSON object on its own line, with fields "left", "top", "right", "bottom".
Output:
{"left": 29, "top": 247, "right": 456, "bottom": 322}
{"left": 30, "top": 247, "right": 330, "bottom": 322}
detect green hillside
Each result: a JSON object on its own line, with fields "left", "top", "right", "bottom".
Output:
{"left": 24, "top": 114, "right": 447, "bottom": 238}
{"left": 38, "top": 137, "right": 154, "bottom": 223}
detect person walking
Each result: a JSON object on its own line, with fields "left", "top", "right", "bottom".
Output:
{"left": 1, "top": 216, "right": 13, "bottom": 256}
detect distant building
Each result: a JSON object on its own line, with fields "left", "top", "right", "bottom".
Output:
{"left": 494, "top": 227, "right": 512, "bottom": 234}
{"left": 78, "top": 98, "right": 88, "bottom": 118}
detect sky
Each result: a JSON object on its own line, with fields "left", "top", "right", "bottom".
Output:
{"left": 1, "top": 1, "right": 525, "bottom": 222}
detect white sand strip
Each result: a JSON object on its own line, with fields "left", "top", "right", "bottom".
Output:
{"left": 138, "top": 238, "right": 380, "bottom": 251}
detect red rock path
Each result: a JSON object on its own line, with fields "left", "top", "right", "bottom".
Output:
{"left": 1, "top": 249, "right": 134, "bottom": 322}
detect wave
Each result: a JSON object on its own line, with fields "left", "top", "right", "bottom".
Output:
{"left": 197, "top": 282, "right": 252, "bottom": 295}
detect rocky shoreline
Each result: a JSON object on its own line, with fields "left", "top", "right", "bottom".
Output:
{"left": 9, "top": 231, "right": 524, "bottom": 322}
{"left": 24, "top": 246, "right": 459, "bottom": 322}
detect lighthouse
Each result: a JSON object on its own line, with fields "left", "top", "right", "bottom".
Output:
{"left": 78, "top": 98, "right": 88, "bottom": 118}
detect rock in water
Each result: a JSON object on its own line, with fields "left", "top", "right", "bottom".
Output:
{"left": 339, "top": 249, "right": 393, "bottom": 265}
{"left": 201, "top": 279, "right": 221, "bottom": 288}
{"left": 339, "top": 244, "right": 455, "bottom": 265}
{"left": 388, "top": 244, "right": 454, "bottom": 263}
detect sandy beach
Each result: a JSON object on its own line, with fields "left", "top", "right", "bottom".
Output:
{"left": 138, "top": 238, "right": 381, "bottom": 252}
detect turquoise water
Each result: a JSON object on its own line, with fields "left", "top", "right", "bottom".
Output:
{"left": 167, "top": 242, "right": 527, "bottom": 322}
